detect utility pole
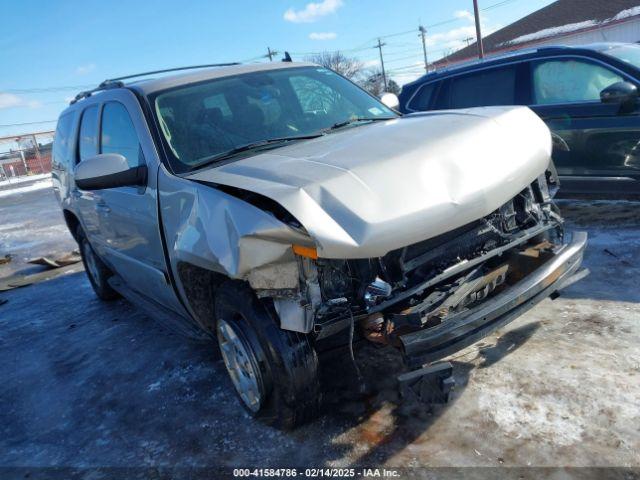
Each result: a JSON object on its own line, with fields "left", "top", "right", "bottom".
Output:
{"left": 419, "top": 26, "right": 429, "bottom": 72}
{"left": 374, "top": 38, "right": 388, "bottom": 91}
{"left": 472, "top": 0, "right": 484, "bottom": 59}
{"left": 266, "top": 47, "right": 278, "bottom": 61}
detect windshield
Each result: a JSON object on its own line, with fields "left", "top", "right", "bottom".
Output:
{"left": 151, "top": 66, "right": 397, "bottom": 173}
{"left": 605, "top": 44, "right": 640, "bottom": 70}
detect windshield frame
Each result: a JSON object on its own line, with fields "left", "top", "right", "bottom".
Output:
{"left": 146, "top": 65, "right": 398, "bottom": 174}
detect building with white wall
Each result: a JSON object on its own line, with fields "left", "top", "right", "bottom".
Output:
{"left": 435, "top": 0, "right": 640, "bottom": 68}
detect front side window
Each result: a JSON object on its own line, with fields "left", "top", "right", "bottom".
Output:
{"left": 100, "top": 102, "right": 143, "bottom": 168}
{"left": 448, "top": 66, "right": 517, "bottom": 108}
{"left": 532, "top": 59, "right": 624, "bottom": 105}
{"left": 151, "top": 67, "right": 396, "bottom": 173}
{"left": 78, "top": 105, "right": 99, "bottom": 162}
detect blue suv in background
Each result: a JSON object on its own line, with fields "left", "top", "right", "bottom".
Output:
{"left": 399, "top": 43, "right": 640, "bottom": 195}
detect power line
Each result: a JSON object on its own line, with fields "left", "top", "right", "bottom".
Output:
{"left": 483, "top": 0, "right": 520, "bottom": 11}
{"left": 1, "top": 85, "right": 94, "bottom": 94}
{"left": 0, "top": 120, "right": 57, "bottom": 128}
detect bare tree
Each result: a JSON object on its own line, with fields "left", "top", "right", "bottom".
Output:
{"left": 361, "top": 69, "right": 400, "bottom": 97}
{"left": 305, "top": 51, "right": 365, "bottom": 81}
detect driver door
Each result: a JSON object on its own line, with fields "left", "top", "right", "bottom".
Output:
{"left": 528, "top": 57, "right": 640, "bottom": 180}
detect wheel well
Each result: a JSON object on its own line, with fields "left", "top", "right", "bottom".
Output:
{"left": 177, "top": 262, "right": 228, "bottom": 333}
{"left": 63, "top": 210, "right": 81, "bottom": 243}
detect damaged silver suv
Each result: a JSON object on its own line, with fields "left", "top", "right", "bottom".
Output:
{"left": 52, "top": 62, "right": 587, "bottom": 428}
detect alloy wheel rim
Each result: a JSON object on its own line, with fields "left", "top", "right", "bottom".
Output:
{"left": 83, "top": 242, "right": 101, "bottom": 287}
{"left": 216, "top": 317, "right": 262, "bottom": 412}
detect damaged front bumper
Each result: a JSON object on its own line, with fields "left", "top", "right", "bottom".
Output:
{"left": 398, "top": 231, "right": 588, "bottom": 367}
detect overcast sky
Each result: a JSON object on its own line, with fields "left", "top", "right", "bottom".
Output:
{"left": 0, "top": 0, "right": 555, "bottom": 138}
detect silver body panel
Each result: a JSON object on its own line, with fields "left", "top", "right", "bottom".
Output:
{"left": 187, "top": 106, "right": 552, "bottom": 258}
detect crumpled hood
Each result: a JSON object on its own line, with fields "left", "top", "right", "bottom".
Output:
{"left": 187, "top": 106, "right": 552, "bottom": 258}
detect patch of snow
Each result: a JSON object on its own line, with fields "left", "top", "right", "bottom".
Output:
{"left": 502, "top": 6, "right": 640, "bottom": 46}
{"left": 611, "top": 6, "right": 640, "bottom": 21}
{"left": 0, "top": 179, "right": 52, "bottom": 198}
{"left": 478, "top": 379, "right": 584, "bottom": 446}
{"left": 0, "top": 173, "right": 51, "bottom": 187}
{"left": 0, "top": 222, "right": 24, "bottom": 233}
{"left": 505, "top": 20, "right": 598, "bottom": 46}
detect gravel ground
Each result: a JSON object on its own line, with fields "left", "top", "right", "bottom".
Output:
{"left": 1, "top": 188, "right": 639, "bottom": 475}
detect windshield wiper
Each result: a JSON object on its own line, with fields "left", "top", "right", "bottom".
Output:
{"left": 327, "top": 116, "right": 395, "bottom": 131}
{"left": 191, "top": 134, "right": 324, "bottom": 170}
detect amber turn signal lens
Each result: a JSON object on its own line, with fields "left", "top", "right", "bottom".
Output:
{"left": 292, "top": 244, "right": 318, "bottom": 259}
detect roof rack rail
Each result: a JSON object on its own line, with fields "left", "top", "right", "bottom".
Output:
{"left": 70, "top": 81, "right": 125, "bottom": 105}
{"left": 100, "top": 62, "right": 241, "bottom": 85}
{"left": 70, "top": 62, "right": 241, "bottom": 105}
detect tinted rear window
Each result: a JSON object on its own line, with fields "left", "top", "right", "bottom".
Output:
{"left": 448, "top": 66, "right": 517, "bottom": 108}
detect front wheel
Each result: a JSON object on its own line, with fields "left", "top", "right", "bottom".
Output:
{"left": 214, "top": 281, "right": 321, "bottom": 429}
{"left": 77, "top": 226, "right": 119, "bottom": 301}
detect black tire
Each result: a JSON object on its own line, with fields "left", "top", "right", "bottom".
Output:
{"left": 214, "top": 281, "right": 321, "bottom": 429}
{"left": 77, "top": 226, "right": 119, "bottom": 301}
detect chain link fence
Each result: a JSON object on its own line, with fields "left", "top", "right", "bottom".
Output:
{"left": 0, "top": 131, "right": 55, "bottom": 183}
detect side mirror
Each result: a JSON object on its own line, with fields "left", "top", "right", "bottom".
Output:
{"left": 601, "top": 81, "right": 638, "bottom": 111}
{"left": 380, "top": 92, "right": 399, "bottom": 110}
{"left": 75, "top": 153, "right": 146, "bottom": 190}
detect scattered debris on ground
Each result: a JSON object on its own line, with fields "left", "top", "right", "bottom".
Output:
{"left": 0, "top": 261, "right": 84, "bottom": 291}
{"left": 28, "top": 251, "right": 81, "bottom": 269}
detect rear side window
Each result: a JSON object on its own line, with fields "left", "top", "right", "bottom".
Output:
{"left": 52, "top": 112, "right": 75, "bottom": 168}
{"left": 532, "top": 59, "right": 624, "bottom": 105}
{"left": 100, "top": 102, "right": 144, "bottom": 168}
{"left": 448, "top": 66, "right": 517, "bottom": 108}
{"left": 78, "top": 105, "right": 99, "bottom": 162}
{"left": 409, "top": 82, "right": 437, "bottom": 110}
